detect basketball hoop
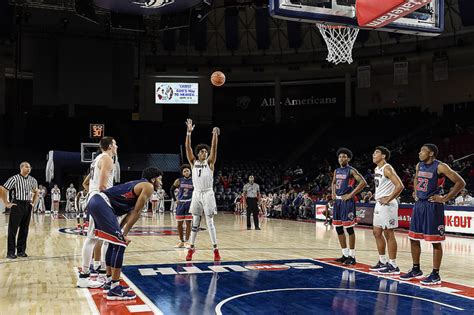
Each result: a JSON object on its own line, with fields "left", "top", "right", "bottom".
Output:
{"left": 316, "top": 24, "right": 359, "bottom": 65}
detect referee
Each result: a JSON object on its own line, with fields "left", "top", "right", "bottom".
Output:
{"left": 243, "top": 175, "right": 261, "bottom": 230}
{"left": 0, "top": 162, "right": 39, "bottom": 259}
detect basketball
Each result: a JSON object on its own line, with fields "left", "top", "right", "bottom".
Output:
{"left": 211, "top": 71, "right": 226, "bottom": 87}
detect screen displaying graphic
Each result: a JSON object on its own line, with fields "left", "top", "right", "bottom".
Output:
{"left": 155, "top": 82, "right": 199, "bottom": 104}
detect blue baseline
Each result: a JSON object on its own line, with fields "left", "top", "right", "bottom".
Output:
{"left": 122, "top": 259, "right": 474, "bottom": 314}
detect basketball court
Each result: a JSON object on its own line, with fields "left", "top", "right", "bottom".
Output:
{"left": 1, "top": 0, "right": 473, "bottom": 314}
{"left": 1, "top": 212, "right": 473, "bottom": 314}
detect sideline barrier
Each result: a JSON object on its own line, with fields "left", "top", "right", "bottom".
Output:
{"left": 315, "top": 202, "right": 474, "bottom": 235}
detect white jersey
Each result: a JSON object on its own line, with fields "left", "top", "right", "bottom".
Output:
{"left": 51, "top": 188, "right": 61, "bottom": 201}
{"left": 39, "top": 188, "right": 46, "bottom": 199}
{"left": 151, "top": 191, "right": 159, "bottom": 202}
{"left": 66, "top": 188, "right": 76, "bottom": 199}
{"left": 78, "top": 191, "right": 88, "bottom": 209}
{"left": 374, "top": 164, "right": 395, "bottom": 200}
{"left": 192, "top": 160, "right": 213, "bottom": 192}
{"left": 88, "top": 152, "right": 115, "bottom": 201}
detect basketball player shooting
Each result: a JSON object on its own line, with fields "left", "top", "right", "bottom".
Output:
{"left": 184, "top": 118, "right": 221, "bottom": 261}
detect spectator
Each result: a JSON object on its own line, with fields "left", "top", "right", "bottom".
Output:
{"left": 362, "top": 191, "right": 375, "bottom": 203}
{"left": 455, "top": 189, "right": 474, "bottom": 206}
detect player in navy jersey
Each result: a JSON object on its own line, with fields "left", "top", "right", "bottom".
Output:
{"left": 84, "top": 167, "right": 162, "bottom": 300}
{"left": 400, "top": 144, "right": 465, "bottom": 285}
{"left": 170, "top": 164, "right": 194, "bottom": 248}
{"left": 331, "top": 148, "right": 367, "bottom": 265}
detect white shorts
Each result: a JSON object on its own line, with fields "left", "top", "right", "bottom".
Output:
{"left": 373, "top": 200, "right": 399, "bottom": 229}
{"left": 190, "top": 190, "right": 217, "bottom": 216}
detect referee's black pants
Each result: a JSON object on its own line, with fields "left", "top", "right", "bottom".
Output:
{"left": 246, "top": 197, "right": 259, "bottom": 229}
{"left": 8, "top": 201, "right": 32, "bottom": 255}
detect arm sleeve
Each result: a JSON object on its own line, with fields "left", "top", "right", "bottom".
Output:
{"left": 3, "top": 176, "right": 16, "bottom": 190}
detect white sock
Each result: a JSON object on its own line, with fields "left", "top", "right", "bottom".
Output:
{"left": 379, "top": 255, "right": 387, "bottom": 264}
{"left": 93, "top": 261, "right": 101, "bottom": 270}
{"left": 342, "top": 248, "right": 349, "bottom": 257}
{"left": 349, "top": 249, "right": 355, "bottom": 257}
{"left": 81, "top": 238, "right": 97, "bottom": 274}
{"left": 389, "top": 259, "right": 397, "bottom": 268}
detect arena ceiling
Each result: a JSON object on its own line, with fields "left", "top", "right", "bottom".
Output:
{"left": 5, "top": 0, "right": 474, "bottom": 65}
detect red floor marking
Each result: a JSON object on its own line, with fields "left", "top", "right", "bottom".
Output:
{"left": 88, "top": 279, "right": 154, "bottom": 315}
{"left": 316, "top": 258, "right": 474, "bottom": 299}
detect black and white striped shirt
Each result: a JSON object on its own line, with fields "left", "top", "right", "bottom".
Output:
{"left": 2, "top": 174, "right": 38, "bottom": 201}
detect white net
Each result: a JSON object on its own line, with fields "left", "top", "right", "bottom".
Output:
{"left": 316, "top": 24, "right": 360, "bottom": 65}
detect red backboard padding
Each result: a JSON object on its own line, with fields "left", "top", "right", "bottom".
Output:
{"left": 356, "top": 0, "right": 432, "bottom": 28}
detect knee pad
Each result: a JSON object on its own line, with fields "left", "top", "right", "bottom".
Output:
{"left": 346, "top": 227, "right": 354, "bottom": 235}
{"left": 336, "top": 226, "right": 345, "bottom": 235}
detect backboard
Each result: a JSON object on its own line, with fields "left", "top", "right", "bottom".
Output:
{"left": 269, "top": 0, "right": 444, "bottom": 36}
{"left": 81, "top": 143, "right": 100, "bottom": 163}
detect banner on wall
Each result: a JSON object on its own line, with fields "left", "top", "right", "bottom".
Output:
{"left": 357, "top": 65, "right": 371, "bottom": 88}
{"left": 444, "top": 210, "right": 474, "bottom": 234}
{"left": 393, "top": 61, "right": 408, "bottom": 86}
{"left": 213, "top": 82, "right": 345, "bottom": 114}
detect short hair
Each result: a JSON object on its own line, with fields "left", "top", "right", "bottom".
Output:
{"left": 423, "top": 143, "right": 438, "bottom": 157}
{"left": 142, "top": 167, "right": 163, "bottom": 181}
{"left": 99, "top": 136, "right": 115, "bottom": 151}
{"left": 195, "top": 144, "right": 211, "bottom": 156}
{"left": 180, "top": 164, "right": 191, "bottom": 173}
{"left": 337, "top": 147, "right": 353, "bottom": 159}
{"left": 20, "top": 161, "right": 30, "bottom": 168}
{"left": 375, "top": 146, "right": 391, "bottom": 161}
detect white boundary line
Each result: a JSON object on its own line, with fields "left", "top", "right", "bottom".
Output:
{"left": 73, "top": 267, "right": 100, "bottom": 315}
{"left": 214, "top": 287, "right": 464, "bottom": 314}
{"left": 312, "top": 259, "right": 474, "bottom": 301}
{"left": 121, "top": 273, "right": 165, "bottom": 315}
{"left": 80, "top": 288, "right": 100, "bottom": 315}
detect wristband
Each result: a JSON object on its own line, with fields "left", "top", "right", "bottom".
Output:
{"left": 187, "top": 132, "right": 191, "bottom": 136}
